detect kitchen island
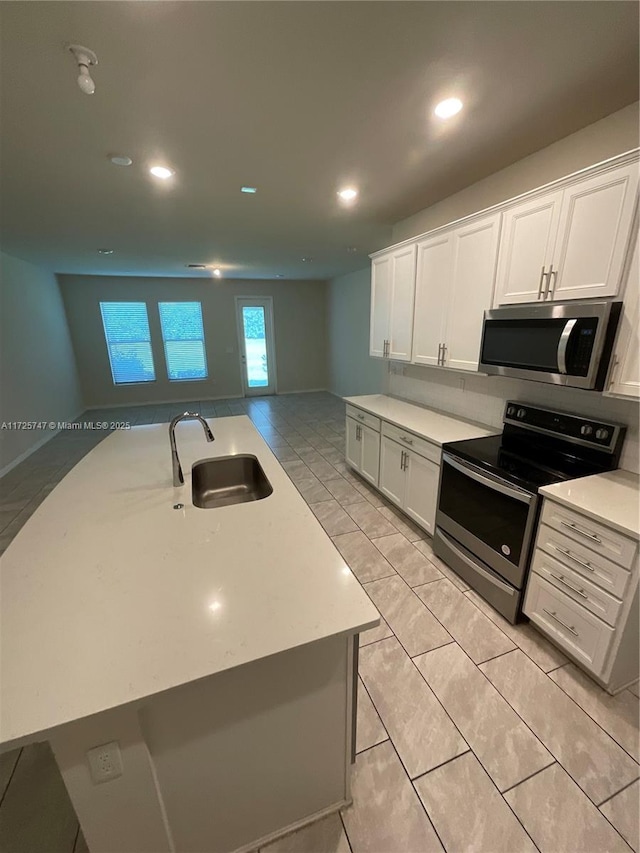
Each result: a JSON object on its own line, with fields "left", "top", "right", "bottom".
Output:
{"left": 0, "top": 416, "right": 379, "bottom": 852}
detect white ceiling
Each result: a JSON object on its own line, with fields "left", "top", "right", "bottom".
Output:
{"left": 0, "top": 1, "right": 638, "bottom": 280}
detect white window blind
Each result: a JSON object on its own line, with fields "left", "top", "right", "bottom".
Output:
{"left": 100, "top": 302, "right": 156, "bottom": 385}
{"left": 158, "top": 302, "right": 208, "bottom": 381}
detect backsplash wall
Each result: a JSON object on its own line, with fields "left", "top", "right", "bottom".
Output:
{"left": 388, "top": 365, "right": 640, "bottom": 474}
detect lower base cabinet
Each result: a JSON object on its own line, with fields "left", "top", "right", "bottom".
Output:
{"left": 379, "top": 435, "right": 439, "bottom": 536}
{"left": 345, "top": 416, "right": 380, "bottom": 486}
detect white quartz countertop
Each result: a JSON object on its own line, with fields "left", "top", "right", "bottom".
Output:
{"left": 540, "top": 469, "right": 640, "bottom": 540}
{"left": 0, "top": 417, "right": 378, "bottom": 748}
{"left": 344, "top": 394, "right": 495, "bottom": 446}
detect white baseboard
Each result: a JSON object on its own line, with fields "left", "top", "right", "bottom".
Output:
{"left": 0, "top": 408, "right": 85, "bottom": 479}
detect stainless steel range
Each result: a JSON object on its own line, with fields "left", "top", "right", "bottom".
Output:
{"left": 433, "top": 401, "right": 626, "bottom": 623}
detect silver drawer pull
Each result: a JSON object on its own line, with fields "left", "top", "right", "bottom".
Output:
{"left": 400, "top": 435, "right": 413, "bottom": 445}
{"left": 543, "top": 608, "right": 579, "bottom": 637}
{"left": 555, "top": 546, "right": 594, "bottom": 572}
{"left": 560, "top": 521, "right": 602, "bottom": 544}
{"left": 357, "top": 414, "right": 365, "bottom": 420}
{"left": 550, "top": 573, "right": 588, "bottom": 599}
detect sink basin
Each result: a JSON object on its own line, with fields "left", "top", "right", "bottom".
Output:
{"left": 192, "top": 455, "right": 273, "bottom": 509}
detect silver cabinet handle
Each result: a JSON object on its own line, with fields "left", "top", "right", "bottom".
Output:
{"left": 550, "top": 573, "right": 588, "bottom": 599}
{"left": 560, "top": 521, "right": 602, "bottom": 544}
{"left": 555, "top": 546, "right": 594, "bottom": 572}
{"left": 399, "top": 450, "right": 405, "bottom": 470}
{"left": 543, "top": 608, "right": 579, "bottom": 637}
{"left": 403, "top": 450, "right": 409, "bottom": 470}
{"left": 537, "top": 266, "right": 547, "bottom": 300}
{"left": 357, "top": 414, "right": 365, "bottom": 420}
{"left": 546, "top": 266, "right": 558, "bottom": 299}
{"left": 400, "top": 435, "right": 413, "bottom": 445}
{"left": 356, "top": 425, "right": 361, "bottom": 441}
{"left": 437, "top": 343, "right": 442, "bottom": 365}
{"left": 441, "top": 343, "right": 447, "bottom": 365}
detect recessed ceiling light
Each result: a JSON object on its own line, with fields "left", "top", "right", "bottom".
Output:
{"left": 338, "top": 187, "right": 358, "bottom": 202}
{"left": 276, "top": 274, "right": 285, "bottom": 278}
{"left": 434, "top": 98, "right": 463, "bottom": 119}
{"left": 97, "top": 248, "right": 114, "bottom": 254}
{"left": 186, "top": 264, "right": 206, "bottom": 269}
{"left": 149, "top": 165, "right": 174, "bottom": 180}
{"left": 347, "top": 247, "right": 358, "bottom": 253}
{"left": 241, "top": 186, "right": 257, "bottom": 194}
{"left": 301, "top": 257, "right": 313, "bottom": 262}
{"left": 109, "top": 154, "right": 132, "bottom": 167}
{"left": 212, "top": 268, "right": 222, "bottom": 278}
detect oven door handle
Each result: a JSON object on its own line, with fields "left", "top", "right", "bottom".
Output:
{"left": 442, "top": 453, "right": 534, "bottom": 505}
{"left": 557, "top": 318, "right": 577, "bottom": 374}
{"left": 438, "top": 529, "right": 517, "bottom": 596}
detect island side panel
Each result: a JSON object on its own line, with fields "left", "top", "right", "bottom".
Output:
{"left": 48, "top": 707, "right": 173, "bottom": 853}
{"left": 139, "top": 633, "right": 352, "bottom": 853}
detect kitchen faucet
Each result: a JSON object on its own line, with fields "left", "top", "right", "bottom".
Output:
{"left": 169, "top": 412, "right": 215, "bottom": 487}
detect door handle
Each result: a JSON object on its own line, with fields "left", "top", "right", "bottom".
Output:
{"left": 546, "top": 266, "right": 558, "bottom": 299}
{"left": 557, "top": 319, "right": 577, "bottom": 374}
{"left": 441, "top": 343, "right": 447, "bottom": 365}
{"left": 437, "top": 343, "right": 442, "bottom": 365}
{"left": 537, "top": 266, "right": 547, "bottom": 300}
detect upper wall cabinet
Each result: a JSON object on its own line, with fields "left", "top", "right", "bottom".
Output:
{"left": 370, "top": 244, "right": 417, "bottom": 360}
{"left": 412, "top": 212, "right": 501, "bottom": 372}
{"left": 606, "top": 225, "right": 639, "bottom": 399}
{"left": 495, "top": 162, "right": 639, "bottom": 305}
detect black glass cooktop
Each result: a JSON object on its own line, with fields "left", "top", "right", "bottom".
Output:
{"left": 444, "top": 428, "right": 615, "bottom": 494}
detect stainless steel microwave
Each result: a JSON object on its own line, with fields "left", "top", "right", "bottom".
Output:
{"left": 479, "top": 300, "right": 622, "bottom": 390}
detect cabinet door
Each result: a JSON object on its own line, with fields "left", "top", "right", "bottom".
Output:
{"left": 360, "top": 424, "right": 381, "bottom": 486}
{"left": 370, "top": 255, "right": 391, "bottom": 358}
{"left": 494, "top": 191, "right": 563, "bottom": 305}
{"left": 445, "top": 213, "right": 501, "bottom": 371}
{"left": 388, "top": 244, "right": 417, "bottom": 362}
{"left": 551, "top": 163, "right": 639, "bottom": 301}
{"left": 379, "top": 436, "right": 405, "bottom": 507}
{"left": 606, "top": 227, "right": 640, "bottom": 398}
{"left": 345, "top": 417, "right": 361, "bottom": 472}
{"left": 404, "top": 451, "right": 439, "bottom": 536}
{"left": 412, "top": 233, "right": 452, "bottom": 365}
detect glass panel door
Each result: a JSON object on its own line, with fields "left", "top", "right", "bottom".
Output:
{"left": 235, "top": 297, "right": 276, "bottom": 396}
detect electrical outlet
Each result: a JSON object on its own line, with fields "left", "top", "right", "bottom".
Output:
{"left": 87, "top": 741, "right": 123, "bottom": 784}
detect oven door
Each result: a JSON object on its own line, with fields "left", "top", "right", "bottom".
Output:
{"left": 436, "top": 453, "right": 539, "bottom": 588}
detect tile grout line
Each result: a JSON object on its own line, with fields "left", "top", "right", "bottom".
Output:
{"left": 500, "top": 760, "right": 557, "bottom": 795}
{"left": 595, "top": 773, "right": 640, "bottom": 808}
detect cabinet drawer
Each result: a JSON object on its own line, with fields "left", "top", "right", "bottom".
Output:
{"left": 524, "top": 574, "right": 614, "bottom": 675}
{"left": 530, "top": 549, "right": 623, "bottom": 627}
{"left": 540, "top": 501, "right": 637, "bottom": 570}
{"left": 381, "top": 422, "right": 440, "bottom": 465}
{"left": 346, "top": 406, "right": 380, "bottom": 432}
{"left": 536, "top": 523, "right": 631, "bottom": 599}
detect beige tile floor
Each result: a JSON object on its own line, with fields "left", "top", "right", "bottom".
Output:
{"left": 0, "top": 392, "right": 638, "bottom": 853}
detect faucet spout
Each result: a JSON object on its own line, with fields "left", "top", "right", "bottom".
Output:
{"left": 169, "top": 412, "right": 215, "bottom": 487}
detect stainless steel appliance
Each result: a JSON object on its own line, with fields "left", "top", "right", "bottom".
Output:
{"left": 433, "top": 402, "right": 625, "bottom": 623}
{"left": 479, "top": 300, "right": 622, "bottom": 390}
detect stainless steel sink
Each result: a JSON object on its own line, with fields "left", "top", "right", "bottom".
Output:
{"left": 192, "top": 455, "right": 273, "bottom": 509}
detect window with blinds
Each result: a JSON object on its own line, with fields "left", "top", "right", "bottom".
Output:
{"left": 158, "top": 302, "right": 208, "bottom": 381}
{"left": 100, "top": 302, "right": 156, "bottom": 384}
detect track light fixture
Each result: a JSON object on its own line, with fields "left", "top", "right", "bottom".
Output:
{"left": 67, "top": 44, "right": 98, "bottom": 95}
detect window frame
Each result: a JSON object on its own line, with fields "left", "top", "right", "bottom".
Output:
{"left": 158, "top": 301, "right": 208, "bottom": 382}
{"left": 99, "top": 301, "right": 156, "bottom": 386}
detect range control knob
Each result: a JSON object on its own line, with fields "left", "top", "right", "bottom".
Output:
{"left": 580, "top": 425, "right": 593, "bottom": 436}
{"left": 506, "top": 405, "right": 516, "bottom": 417}
{"left": 517, "top": 408, "right": 527, "bottom": 420}
{"left": 595, "top": 428, "right": 610, "bottom": 441}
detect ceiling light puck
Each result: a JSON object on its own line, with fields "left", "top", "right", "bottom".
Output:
{"left": 97, "top": 248, "right": 114, "bottom": 254}
{"left": 109, "top": 155, "right": 132, "bottom": 167}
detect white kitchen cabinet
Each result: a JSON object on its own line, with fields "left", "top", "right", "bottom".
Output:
{"left": 495, "top": 161, "right": 639, "bottom": 305}
{"left": 379, "top": 428, "right": 440, "bottom": 535}
{"left": 606, "top": 225, "right": 639, "bottom": 399}
{"left": 412, "top": 212, "right": 501, "bottom": 372}
{"left": 411, "top": 233, "right": 451, "bottom": 367}
{"left": 404, "top": 449, "right": 439, "bottom": 535}
{"left": 345, "top": 412, "right": 380, "bottom": 486}
{"left": 379, "top": 435, "right": 406, "bottom": 505}
{"left": 494, "top": 191, "right": 563, "bottom": 305}
{"left": 369, "top": 244, "right": 417, "bottom": 360}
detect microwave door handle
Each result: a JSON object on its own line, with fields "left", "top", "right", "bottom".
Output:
{"left": 442, "top": 453, "right": 534, "bottom": 505}
{"left": 557, "top": 318, "right": 577, "bottom": 374}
